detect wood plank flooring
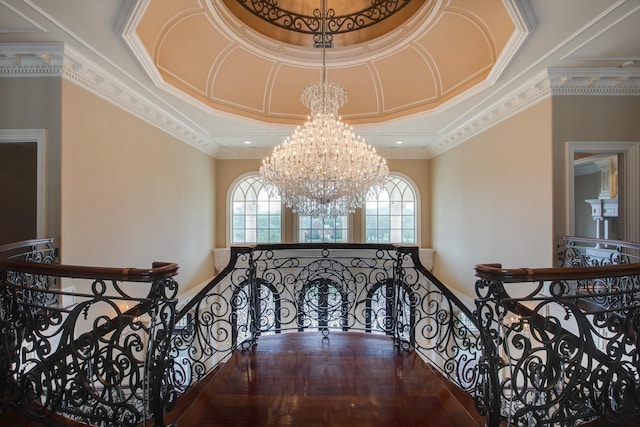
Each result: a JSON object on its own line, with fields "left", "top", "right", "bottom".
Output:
{"left": 172, "top": 331, "right": 484, "bottom": 427}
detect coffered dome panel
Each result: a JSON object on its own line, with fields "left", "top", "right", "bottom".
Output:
{"left": 130, "top": 0, "right": 521, "bottom": 126}
{"left": 155, "top": 13, "right": 230, "bottom": 95}
{"left": 328, "top": 66, "right": 380, "bottom": 118}
{"left": 211, "top": 48, "right": 274, "bottom": 112}
{"left": 372, "top": 47, "right": 438, "bottom": 114}
{"left": 418, "top": 12, "right": 495, "bottom": 94}
{"left": 268, "top": 65, "right": 321, "bottom": 118}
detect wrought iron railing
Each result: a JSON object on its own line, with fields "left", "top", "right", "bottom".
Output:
{"left": 168, "top": 244, "right": 482, "bottom": 402}
{"left": 475, "top": 238, "right": 640, "bottom": 427}
{"left": 0, "top": 239, "right": 179, "bottom": 426}
{"left": 1, "top": 241, "right": 480, "bottom": 426}
{"left": 559, "top": 236, "right": 640, "bottom": 267}
{"left": 5, "top": 237, "right": 640, "bottom": 426}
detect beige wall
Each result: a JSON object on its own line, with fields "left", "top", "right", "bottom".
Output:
{"left": 551, "top": 96, "right": 640, "bottom": 244}
{"left": 214, "top": 158, "right": 431, "bottom": 247}
{"left": 431, "top": 99, "right": 554, "bottom": 298}
{"left": 0, "top": 77, "right": 62, "bottom": 240}
{"left": 60, "top": 80, "right": 216, "bottom": 291}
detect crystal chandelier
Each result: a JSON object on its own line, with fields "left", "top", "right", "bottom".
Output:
{"left": 260, "top": 1, "right": 388, "bottom": 217}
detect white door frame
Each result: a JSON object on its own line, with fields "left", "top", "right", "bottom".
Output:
{"left": 0, "top": 129, "right": 47, "bottom": 238}
{"left": 566, "top": 140, "right": 640, "bottom": 243}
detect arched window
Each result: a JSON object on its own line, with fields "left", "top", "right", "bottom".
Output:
{"left": 230, "top": 175, "right": 282, "bottom": 243}
{"left": 365, "top": 175, "right": 417, "bottom": 244}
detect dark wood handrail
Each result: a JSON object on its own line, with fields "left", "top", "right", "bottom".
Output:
{"left": 0, "top": 259, "right": 180, "bottom": 282}
{"left": 475, "top": 262, "right": 640, "bottom": 282}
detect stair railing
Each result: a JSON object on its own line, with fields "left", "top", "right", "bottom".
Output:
{"left": 0, "top": 239, "right": 179, "bottom": 426}
{"left": 475, "top": 257, "right": 640, "bottom": 426}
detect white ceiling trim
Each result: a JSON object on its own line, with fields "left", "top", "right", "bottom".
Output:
{"left": 0, "top": 42, "right": 63, "bottom": 76}
{"left": 548, "top": 67, "right": 640, "bottom": 95}
{"left": 2, "top": 43, "right": 639, "bottom": 160}
{"left": 215, "top": 145, "right": 432, "bottom": 160}
{"left": 60, "top": 46, "right": 217, "bottom": 157}
{"left": 428, "top": 69, "right": 551, "bottom": 157}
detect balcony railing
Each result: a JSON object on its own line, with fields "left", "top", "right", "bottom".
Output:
{"left": 0, "top": 241, "right": 480, "bottom": 426}
{"left": 168, "top": 244, "right": 481, "bottom": 402}
{"left": 4, "top": 237, "right": 639, "bottom": 426}
{"left": 475, "top": 237, "right": 640, "bottom": 426}
{"left": 0, "top": 239, "right": 179, "bottom": 426}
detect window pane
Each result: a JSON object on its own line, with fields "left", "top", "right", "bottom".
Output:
{"left": 298, "top": 215, "right": 348, "bottom": 243}
{"left": 232, "top": 215, "right": 244, "bottom": 228}
{"left": 257, "top": 215, "right": 269, "bottom": 228}
{"left": 233, "top": 202, "right": 245, "bottom": 214}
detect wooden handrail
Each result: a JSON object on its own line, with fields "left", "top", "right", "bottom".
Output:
{"left": 0, "top": 259, "right": 179, "bottom": 282}
{"left": 475, "top": 262, "right": 640, "bottom": 282}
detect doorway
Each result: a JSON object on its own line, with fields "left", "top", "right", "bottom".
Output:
{"left": 0, "top": 129, "right": 46, "bottom": 245}
{"left": 566, "top": 141, "right": 640, "bottom": 243}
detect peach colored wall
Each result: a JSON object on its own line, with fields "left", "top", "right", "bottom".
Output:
{"left": 0, "top": 77, "right": 62, "bottom": 240}
{"left": 60, "top": 80, "right": 216, "bottom": 291}
{"left": 431, "top": 99, "right": 554, "bottom": 298}
{"left": 214, "top": 158, "right": 431, "bottom": 247}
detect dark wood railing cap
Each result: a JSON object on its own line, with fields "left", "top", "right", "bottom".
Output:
{"left": 475, "top": 262, "right": 640, "bottom": 282}
{"left": 0, "top": 259, "right": 180, "bottom": 281}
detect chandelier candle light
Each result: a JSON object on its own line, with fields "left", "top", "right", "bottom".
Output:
{"left": 260, "top": 2, "right": 388, "bottom": 217}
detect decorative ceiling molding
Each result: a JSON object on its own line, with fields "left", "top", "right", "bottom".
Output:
{"left": 0, "top": 43, "right": 64, "bottom": 76}
{"left": 485, "top": 0, "right": 536, "bottom": 85}
{"left": 548, "top": 67, "right": 640, "bottom": 95}
{"left": 0, "top": 43, "right": 218, "bottom": 157}
{"left": 429, "top": 70, "right": 551, "bottom": 157}
{"left": 2, "top": 43, "right": 639, "bottom": 161}
{"left": 214, "top": 145, "right": 432, "bottom": 160}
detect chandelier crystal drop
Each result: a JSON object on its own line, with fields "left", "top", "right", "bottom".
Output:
{"left": 260, "top": 1, "right": 388, "bottom": 217}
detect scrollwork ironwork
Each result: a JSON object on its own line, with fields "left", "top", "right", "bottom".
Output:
{"left": 235, "top": 0, "right": 414, "bottom": 39}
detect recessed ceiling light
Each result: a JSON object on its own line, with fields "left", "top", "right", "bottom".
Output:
{"left": 395, "top": 141, "right": 403, "bottom": 145}
{"left": 244, "top": 141, "right": 252, "bottom": 145}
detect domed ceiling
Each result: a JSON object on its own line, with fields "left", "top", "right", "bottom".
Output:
{"left": 132, "top": 0, "right": 517, "bottom": 125}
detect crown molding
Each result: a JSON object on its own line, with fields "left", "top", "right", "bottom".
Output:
{"left": 377, "top": 147, "right": 430, "bottom": 160}
{"left": 0, "top": 43, "right": 218, "bottom": 157}
{"left": 216, "top": 147, "right": 272, "bottom": 159}
{"left": 431, "top": 67, "right": 640, "bottom": 157}
{"left": 548, "top": 67, "right": 640, "bottom": 95}
{"left": 214, "top": 145, "right": 432, "bottom": 160}
{"left": 3, "top": 42, "right": 639, "bottom": 161}
{"left": 0, "top": 42, "right": 64, "bottom": 76}
{"left": 430, "top": 70, "right": 551, "bottom": 157}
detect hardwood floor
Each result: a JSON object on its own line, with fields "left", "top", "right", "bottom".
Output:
{"left": 170, "top": 331, "right": 485, "bottom": 427}
{"left": 0, "top": 332, "right": 485, "bottom": 427}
